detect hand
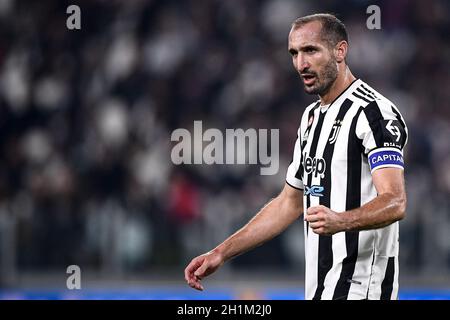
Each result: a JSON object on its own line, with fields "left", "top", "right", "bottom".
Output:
{"left": 184, "top": 250, "right": 225, "bottom": 291}
{"left": 304, "top": 205, "right": 344, "bottom": 235}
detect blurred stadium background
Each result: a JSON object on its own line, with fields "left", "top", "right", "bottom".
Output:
{"left": 0, "top": 0, "right": 450, "bottom": 299}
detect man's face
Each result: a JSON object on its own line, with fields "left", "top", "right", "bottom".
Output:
{"left": 288, "top": 21, "right": 338, "bottom": 96}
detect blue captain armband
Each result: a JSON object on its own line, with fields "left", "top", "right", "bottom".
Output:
{"left": 368, "top": 147, "right": 404, "bottom": 173}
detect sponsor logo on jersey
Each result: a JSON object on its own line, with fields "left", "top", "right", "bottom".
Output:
{"left": 304, "top": 185, "right": 324, "bottom": 197}
{"left": 385, "top": 119, "right": 401, "bottom": 142}
{"left": 303, "top": 154, "right": 326, "bottom": 178}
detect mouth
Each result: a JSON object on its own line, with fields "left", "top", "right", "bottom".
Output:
{"left": 301, "top": 74, "right": 316, "bottom": 86}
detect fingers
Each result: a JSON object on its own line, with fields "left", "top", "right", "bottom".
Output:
{"left": 307, "top": 205, "right": 327, "bottom": 215}
{"left": 309, "top": 221, "right": 325, "bottom": 230}
{"left": 191, "top": 278, "right": 204, "bottom": 291}
{"left": 184, "top": 258, "right": 202, "bottom": 282}
{"left": 305, "top": 214, "right": 320, "bottom": 223}
{"left": 305, "top": 205, "right": 332, "bottom": 222}
{"left": 305, "top": 210, "right": 324, "bottom": 223}
{"left": 310, "top": 225, "right": 332, "bottom": 235}
{"left": 194, "top": 263, "right": 207, "bottom": 279}
{"left": 184, "top": 258, "right": 205, "bottom": 291}
{"left": 305, "top": 206, "right": 338, "bottom": 236}
{"left": 311, "top": 227, "right": 326, "bottom": 235}
{"left": 309, "top": 220, "right": 326, "bottom": 235}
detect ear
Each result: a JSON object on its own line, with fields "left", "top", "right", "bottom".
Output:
{"left": 334, "top": 40, "right": 348, "bottom": 63}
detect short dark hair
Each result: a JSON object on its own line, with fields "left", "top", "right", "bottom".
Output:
{"left": 292, "top": 13, "right": 348, "bottom": 48}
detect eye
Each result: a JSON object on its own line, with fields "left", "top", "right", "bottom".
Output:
{"left": 289, "top": 49, "right": 297, "bottom": 57}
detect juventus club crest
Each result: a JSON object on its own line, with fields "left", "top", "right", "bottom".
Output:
{"left": 328, "top": 119, "right": 342, "bottom": 144}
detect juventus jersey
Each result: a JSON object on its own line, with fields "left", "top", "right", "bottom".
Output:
{"left": 286, "top": 79, "right": 408, "bottom": 300}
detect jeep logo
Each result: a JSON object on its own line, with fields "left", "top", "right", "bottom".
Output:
{"left": 304, "top": 155, "right": 326, "bottom": 178}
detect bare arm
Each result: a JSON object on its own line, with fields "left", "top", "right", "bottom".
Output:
{"left": 184, "top": 183, "right": 303, "bottom": 290}
{"left": 214, "top": 183, "right": 303, "bottom": 260}
{"left": 305, "top": 167, "right": 406, "bottom": 235}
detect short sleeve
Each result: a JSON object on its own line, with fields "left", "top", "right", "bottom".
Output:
{"left": 356, "top": 100, "right": 408, "bottom": 173}
{"left": 286, "top": 129, "right": 304, "bottom": 190}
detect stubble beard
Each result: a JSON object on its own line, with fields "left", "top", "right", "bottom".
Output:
{"left": 303, "top": 58, "right": 338, "bottom": 96}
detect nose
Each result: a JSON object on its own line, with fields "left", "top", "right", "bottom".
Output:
{"left": 295, "top": 54, "right": 310, "bottom": 73}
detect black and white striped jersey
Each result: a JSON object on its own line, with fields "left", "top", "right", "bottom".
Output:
{"left": 286, "top": 79, "right": 408, "bottom": 300}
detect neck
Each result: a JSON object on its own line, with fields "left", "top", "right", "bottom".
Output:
{"left": 319, "top": 66, "right": 356, "bottom": 105}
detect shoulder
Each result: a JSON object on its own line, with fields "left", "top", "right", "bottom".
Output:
{"left": 353, "top": 81, "right": 408, "bottom": 149}
{"left": 351, "top": 80, "right": 406, "bottom": 124}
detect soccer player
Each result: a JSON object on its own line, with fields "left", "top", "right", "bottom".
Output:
{"left": 184, "top": 13, "right": 408, "bottom": 300}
